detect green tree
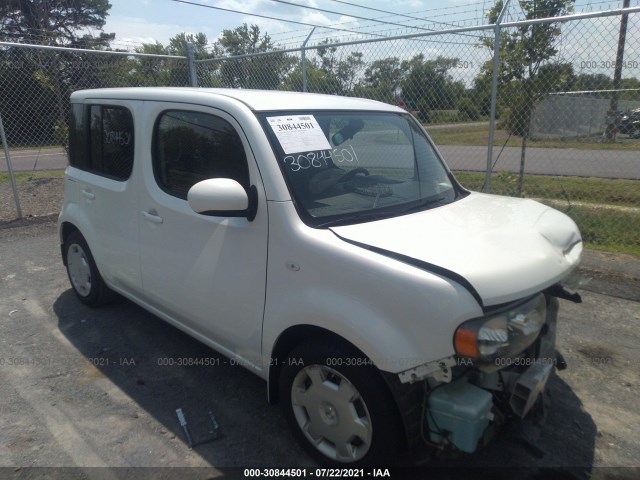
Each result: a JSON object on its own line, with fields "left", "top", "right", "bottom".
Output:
{"left": 167, "top": 32, "right": 211, "bottom": 85}
{"left": 0, "top": 0, "right": 115, "bottom": 147}
{"left": 131, "top": 42, "right": 171, "bottom": 86}
{"left": 574, "top": 73, "right": 612, "bottom": 94}
{"left": 168, "top": 32, "right": 210, "bottom": 58}
{"left": 213, "top": 24, "right": 295, "bottom": 89}
{"left": 620, "top": 77, "right": 640, "bottom": 101}
{"left": 314, "top": 39, "right": 365, "bottom": 95}
{"left": 471, "top": 63, "right": 496, "bottom": 117}
{"left": 483, "top": 0, "right": 574, "bottom": 196}
{"left": 131, "top": 33, "right": 218, "bottom": 87}
{"left": 400, "top": 55, "right": 463, "bottom": 119}
{"left": 354, "top": 57, "right": 403, "bottom": 103}
{"left": 280, "top": 61, "right": 330, "bottom": 93}
{"left": 0, "top": 0, "right": 114, "bottom": 47}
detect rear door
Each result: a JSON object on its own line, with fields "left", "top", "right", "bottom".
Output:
{"left": 137, "top": 102, "right": 268, "bottom": 365}
{"left": 70, "top": 100, "right": 141, "bottom": 292}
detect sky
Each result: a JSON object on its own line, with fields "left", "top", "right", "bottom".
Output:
{"left": 102, "top": 0, "right": 636, "bottom": 51}
{"left": 103, "top": 0, "right": 502, "bottom": 50}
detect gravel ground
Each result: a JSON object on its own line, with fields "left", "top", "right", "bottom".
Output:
{"left": 0, "top": 175, "right": 63, "bottom": 226}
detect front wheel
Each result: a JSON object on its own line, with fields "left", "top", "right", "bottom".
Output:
{"left": 279, "top": 340, "right": 403, "bottom": 466}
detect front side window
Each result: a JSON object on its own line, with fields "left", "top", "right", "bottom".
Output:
{"left": 258, "top": 111, "right": 462, "bottom": 227}
{"left": 153, "top": 110, "right": 249, "bottom": 200}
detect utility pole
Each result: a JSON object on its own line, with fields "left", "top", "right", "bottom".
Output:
{"left": 301, "top": 28, "right": 315, "bottom": 93}
{"left": 186, "top": 43, "right": 198, "bottom": 88}
{"left": 605, "top": 0, "right": 630, "bottom": 142}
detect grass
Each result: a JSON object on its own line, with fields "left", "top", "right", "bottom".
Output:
{"left": 455, "top": 172, "right": 640, "bottom": 207}
{"left": 428, "top": 123, "right": 640, "bottom": 151}
{"left": 565, "top": 207, "right": 640, "bottom": 257}
{"left": 454, "top": 171, "right": 640, "bottom": 257}
{"left": 0, "top": 170, "right": 64, "bottom": 183}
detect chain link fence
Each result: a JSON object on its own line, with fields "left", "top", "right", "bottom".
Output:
{"left": 0, "top": 45, "right": 190, "bottom": 149}
{"left": 1, "top": 4, "right": 639, "bottom": 255}
{"left": 0, "top": 44, "right": 191, "bottom": 224}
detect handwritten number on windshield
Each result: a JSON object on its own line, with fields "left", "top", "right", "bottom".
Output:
{"left": 284, "top": 146, "right": 358, "bottom": 172}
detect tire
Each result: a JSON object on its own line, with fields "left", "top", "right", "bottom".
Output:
{"left": 279, "top": 340, "right": 403, "bottom": 467}
{"left": 65, "top": 231, "right": 115, "bottom": 306}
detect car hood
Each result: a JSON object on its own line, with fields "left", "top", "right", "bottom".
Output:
{"left": 330, "top": 192, "right": 582, "bottom": 306}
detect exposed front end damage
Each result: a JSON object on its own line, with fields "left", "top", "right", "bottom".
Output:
{"left": 385, "top": 291, "right": 571, "bottom": 457}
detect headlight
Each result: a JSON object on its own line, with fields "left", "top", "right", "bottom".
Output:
{"left": 454, "top": 294, "right": 546, "bottom": 362}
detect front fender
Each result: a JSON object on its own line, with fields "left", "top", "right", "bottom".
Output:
{"left": 262, "top": 202, "right": 482, "bottom": 376}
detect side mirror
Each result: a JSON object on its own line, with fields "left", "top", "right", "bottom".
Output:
{"left": 187, "top": 178, "right": 258, "bottom": 221}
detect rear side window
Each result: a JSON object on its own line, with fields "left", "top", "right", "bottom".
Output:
{"left": 68, "top": 104, "right": 134, "bottom": 180}
{"left": 153, "top": 110, "right": 249, "bottom": 199}
{"left": 89, "top": 106, "right": 135, "bottom": 180}
{"left": 68, "top": 103, "right": 86, "bottom": 169}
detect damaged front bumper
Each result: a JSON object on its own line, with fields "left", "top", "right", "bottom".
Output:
{"left": 427, "top": 294, "right": 561, "bottom": 454}
{"left": 387, "top": 293, "right": 566, "bottom": 456}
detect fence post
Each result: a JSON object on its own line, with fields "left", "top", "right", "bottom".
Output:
{"left": 186, "top": 43, "right": 198, "bottom": 88}
{"left": 0, "top": 112, "right": 23, "bottom": 219}
{"left": 484, "top": 0, "right": 511, "bottom": 193}
{"left": 301, "top": 28, "right": 315, "bottom": 93}
{"left": 605, "top": 0, "right": 630, "bottom": 141}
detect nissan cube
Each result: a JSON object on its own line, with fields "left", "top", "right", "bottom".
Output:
{"left": 58, "top": 88, "right": 582, "bottom": 466}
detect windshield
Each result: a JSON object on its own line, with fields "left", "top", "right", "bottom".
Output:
{"left": 258, "top": 111, "right": 462, "bottom": 227}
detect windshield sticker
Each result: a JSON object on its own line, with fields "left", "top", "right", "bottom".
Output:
{"left": 267, "top": 115, "right": 331, "bottom": 154}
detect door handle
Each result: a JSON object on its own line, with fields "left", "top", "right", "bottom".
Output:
{"left": 142, "top": 210, "right": 163, "bottom": 224}
{"left": 81, "top": 189, "right": 95, "bottom": 200}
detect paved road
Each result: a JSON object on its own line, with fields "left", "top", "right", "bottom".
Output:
{"left": 2, "top": 145, "right": 639, "bottom": 180}
{"left": 438, "top": 145, "right": 640, "bottom": 180}
{"left": 1, "top": 222, "right": 639, "bottom": 476}
{"left": 1, "top": 148, "right": 68, "bottom": 172}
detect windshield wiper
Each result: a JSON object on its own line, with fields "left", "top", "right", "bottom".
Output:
{"left": 315, "top": 195, "right": 447, "bottom": 228}
{"left": 396, "top": 195, "right": 446, "bottom": 216}
{"left": 315, "top": 195, "right": 445, "bottom": 228}
{"left": 315, "top": 211, "right": 396, "bottom": 228}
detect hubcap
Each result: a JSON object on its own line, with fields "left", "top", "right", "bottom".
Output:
{"left": 67, "top": 243, "right": 92, "bottom": 297}
{"left": 320, "top": 401, "right": 339, "bottom": 426}
{"left": 291, "top": 365, "right": 372, "bottom": 462}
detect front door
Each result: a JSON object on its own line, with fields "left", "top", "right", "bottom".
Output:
{"left": 138, "top": 102, "right": 268, "bottom": 365}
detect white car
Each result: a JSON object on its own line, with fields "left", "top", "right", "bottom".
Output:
{"left": 58, "top": 87, "right": 582, "bottom": 466}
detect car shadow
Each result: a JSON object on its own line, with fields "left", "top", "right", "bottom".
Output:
{"left": 53, "top": 289, "right": 311, "bottom": 469}
{"left": 53, "top": 289, "right": 597, "bottom": 476}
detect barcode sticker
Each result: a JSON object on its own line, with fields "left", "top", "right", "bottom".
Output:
{"left": 267, "top": 115, "right": 331, "bottom": 154}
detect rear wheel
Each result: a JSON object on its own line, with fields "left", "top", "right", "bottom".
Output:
{"left": 279, "top": 340, "right": 403, "bottom": 466}
{"left": 65, "top": 231, "right": 114, "bottom": 306}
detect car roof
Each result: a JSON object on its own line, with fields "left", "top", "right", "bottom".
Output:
{"left": 70, "top": 87, "right": 404, "bottom": 113}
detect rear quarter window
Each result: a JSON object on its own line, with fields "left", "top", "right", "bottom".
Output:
{"left": 68, "top": 103, "right": 86, "bottom": 169}
{"left": 68, "top": 103, "right": 134, "bottom": 181}
{"left": 89, "top": 106, "right": 134, "bottom": 181}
